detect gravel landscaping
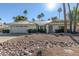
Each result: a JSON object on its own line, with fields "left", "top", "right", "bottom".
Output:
{"left": 0, "top": 34, "right": 79, "bottom": 56}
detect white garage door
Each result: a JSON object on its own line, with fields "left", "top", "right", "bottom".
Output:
{"left": 10, "top": 27, "right": 28, "bottom": 33}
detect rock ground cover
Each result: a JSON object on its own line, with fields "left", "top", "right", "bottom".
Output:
{"left": 0, "top": 34, "right": 78, "bottom": 56}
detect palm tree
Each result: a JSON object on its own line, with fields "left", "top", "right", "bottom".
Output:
{"left": 0, "top": 18, "right": 1, "bottom": 20}
{"left": 37, "top": 12, "right": 45, "bottom": 31}
{"left": 37, "top": 12, "right": 44, "bottom": 20}
{"left": 73, "top": 3, "right": 79, "bottom": 33}
{"left": 41, "top": 13, "right": 44, "bottom": 18}
{"left": 63, "top": 3, "right": 67, "bottom": 33}
{"left": 32, "top": 18, "right": 35, "bottom": 22}
{"left": 23, "top": 10, "right": 27, "bottom": 16}
{"left": 37, "top": 14, "right": 41, "bottom": 20}
{"left": 57, "top": 7, "right": 62, "bottom": 19}
{"left": 4, "top": 22, "right": 6, "bottom": 25}
{"left": 51, "top": 16, "right": 58, "bottom": 21}
{"left": 48, "top": 18, "right": 50, "bottom": 21}
{"left": 76, "top": 9, "right": 79, "bottom": 22}
{"left": 67, "top": 3, "right": 73, "bottom": 33}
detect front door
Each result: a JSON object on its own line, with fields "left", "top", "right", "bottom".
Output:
{"left": 48, "top": 25, "right": 53, "bottom": 33}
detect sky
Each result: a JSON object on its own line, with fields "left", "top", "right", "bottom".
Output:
{"left": 0, "top": 3, "right": 77, "bottom": 23}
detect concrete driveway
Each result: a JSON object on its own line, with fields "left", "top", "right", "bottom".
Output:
{"left": 0, "top": 33, "right": 26, "bottom": 43}
{"left": 0, "top": 36, "right": 17, "bottom": 43}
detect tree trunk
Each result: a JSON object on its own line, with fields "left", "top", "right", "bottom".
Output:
{"left": 73, "top": 3, "right": 78, "bottom": 33}
{"left": 59, "top": 12, "right": 60, "bottom": 20}
{"left": 63, "top": 3, "right": 67, "bottom": 33}
{"left": 67, "top": 3, "right": 73, "bottom": 33}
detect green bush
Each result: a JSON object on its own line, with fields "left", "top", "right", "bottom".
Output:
{"left": 55, "top": 29, "right": 64, "bottom": 33}
{"left": 2, "top": 29, "right": 10, "bottom": 33}
{"left": 32, "top": 29, "right": 38, "bottom": 33}
{"left": 55, "top": 29, "right": 70, "bottom": 33}
{"left": 28, "top": 29, "right": 32, "bottom": 33}
{"left": 37, "top": 29, "right": 46, "bottom": 33}
{"left": 28, "top": 29, "right": 46, "bottom": 33}
{"left": 28, "top": 29, "right": 38, "bottom": 33}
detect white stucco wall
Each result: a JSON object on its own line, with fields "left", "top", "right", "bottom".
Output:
{"left": 28, "top": 25, "right": 37, "bottom": 29}
{"left": 53, "top": 25, "right": 59, "bottom": 32}
{"left": 46, "top": 24, "right": 74, "bottom": 33}
{"left": 46, "top": 25, "right": 58, "bottom": 33}
{"left": 46, "top": 25, "right": 49, "bottom": 33}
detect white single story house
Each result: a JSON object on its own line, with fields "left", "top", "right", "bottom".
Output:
{"left": 1, "top": 20, "right": 79, "bottom": 34}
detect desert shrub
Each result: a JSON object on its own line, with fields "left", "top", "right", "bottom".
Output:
{"left": 36, "top": 50, "right": 42, "bottom": 56}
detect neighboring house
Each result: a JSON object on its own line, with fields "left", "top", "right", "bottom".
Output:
{"left": 0, "top": 23, "right": 5, "bottom": 32}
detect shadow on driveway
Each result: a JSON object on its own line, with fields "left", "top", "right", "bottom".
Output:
{"left": 69, "top": 35, "right": 79, "bottom": 45}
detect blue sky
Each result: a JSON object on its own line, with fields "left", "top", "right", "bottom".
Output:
{"left": 0, "top": 3, "right": 77, "bottom": 23}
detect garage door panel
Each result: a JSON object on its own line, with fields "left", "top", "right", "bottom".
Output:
{"left": 10, "top": 27, "right": 28, "bottom": 33}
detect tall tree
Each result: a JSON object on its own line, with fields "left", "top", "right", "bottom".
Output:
{"left": 73, "top": 3, "right": 79, "bottom": 33}
{"left": 41, "top": 13, "right": 44, "bottom": 18}
{"left": 63, "top": 3, "right": 67, "bottom": 33}
{"left": 4, "top": 22, "right": 6, "bottom": 25}
{"left": 51, "top": 16, "right": 58, "bottom": 21}
{"left": 57, "top": 7, "right": 62, "bottom": 19}
{"left": 23, "top": 10, "right": 28, "bottom": 16}
{"left": 67, "top": 3, "right": 73, "bottom": 33}
{"left": 71, "top": 7, "right": 79, "bottom": 22}
{"left": 37, "top": 14, "right": 41, "bottom": 20}
{"left": 32, "top": 18, "right": 35, "bottom": 22}
{"left": 37, "top": 12, "right": 45, "bottom": 30}
{"left": 0, "top": 18, "right": 1, "bottom": 20}
{"left": 48, "top": 18, "right": 50, "bottom": 21}
{"left": 37, "top": 12, "right": 44, "bottom": 20}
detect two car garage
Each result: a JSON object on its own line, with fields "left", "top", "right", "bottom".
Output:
{"left": 10, "top": 26, "right": 28, "bottom": 34}
{"left": 9, "top": 21, "right": 36, "bottom": 34}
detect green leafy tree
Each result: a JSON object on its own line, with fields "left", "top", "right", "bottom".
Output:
{"left": 13, "top": 16, "right": 27, "bottom": 22}
{"left": 73, "top": 4, "right": 79, "bottom": 33}
{"left": 67, "top": 3, "right": 79, "bottom": 33}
